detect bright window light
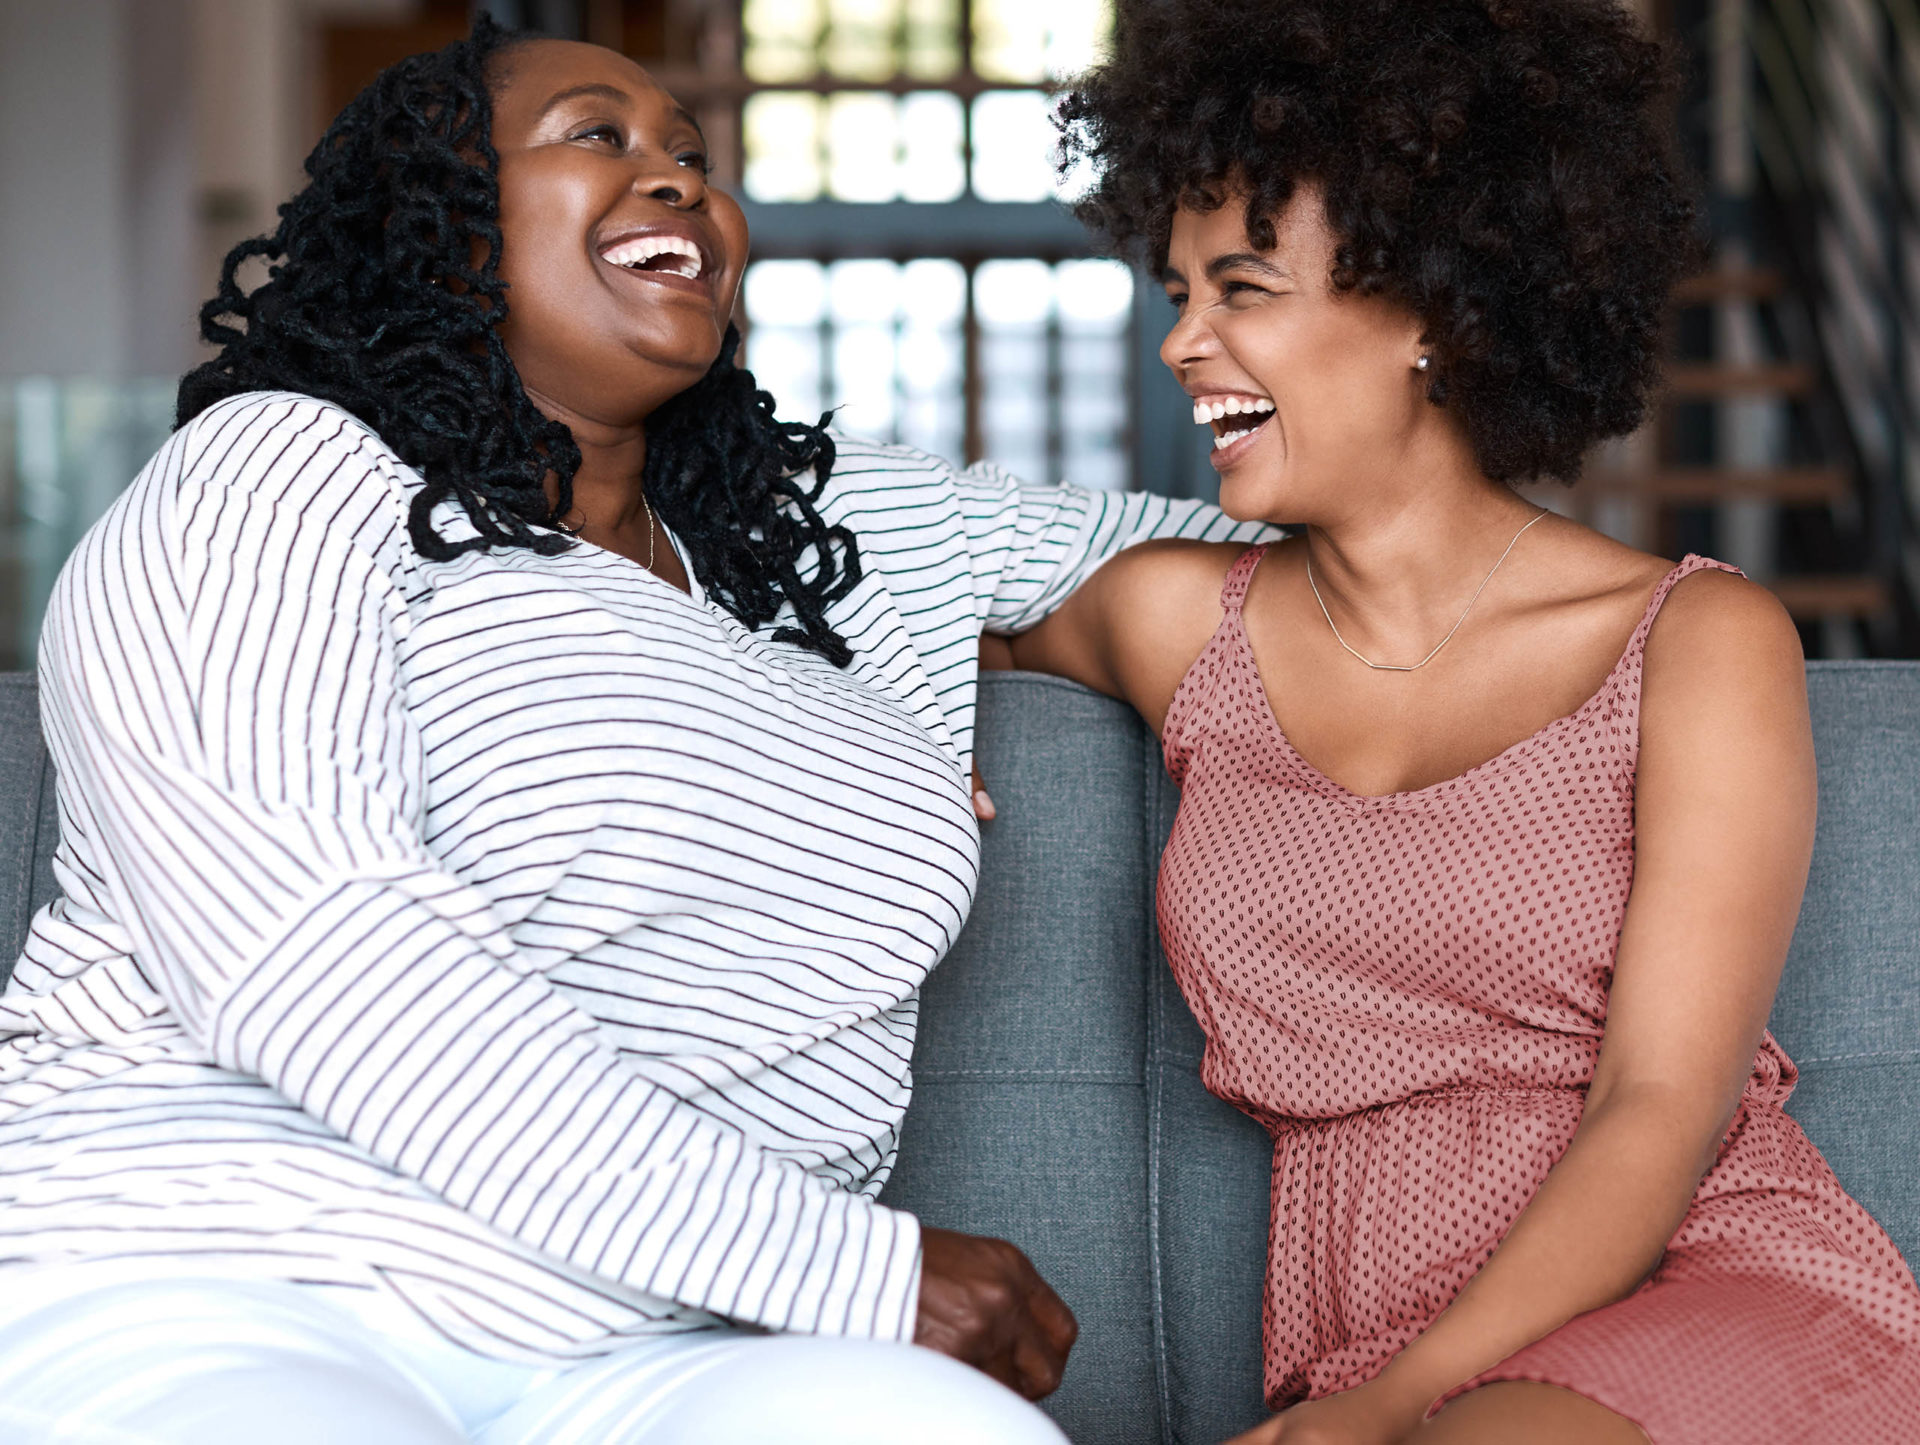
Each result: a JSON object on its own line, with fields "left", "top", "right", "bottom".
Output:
{"left": 1055, "top": 258, "right": 1132, "bottom": 331}
{"left": 743, "top": 93, "right": 823, "bottom": 202}
{"left": 975, "top": 258, "right": 1054, "bottom": 326}
{"left": 743, "top": 0, "right": 824, "bottom": 82}
{"left": 746, "top": 93, "right": 968, "bottom": 205}
{"left": 972, "top": 0, "right": 1110, "bottom": 83}
{"left": 902, "top": 0, "right": 961, "bottom": 78}
{"left": 900, "top": 256, "right": 968, "bottom": 327}
{"left": 823, "top": 0, "right": 897, "bottom": 81}
{"left": 969, "top": 91, "right": 1058, "bottom": 203}
{"left": 824, "top": 93, "right": 900, "bottom": 202}
{"left": 833, "top": 324, "right": 897, "bottom": 437}
{"left": 743, "top": 0, "right": 1107, "bottom": 86}
{"left": 829, "top": 259, "right": 904, "bottom": 324}
{"left": 976, "top": 260, "right": 1053, "bottom": 486}
{"left": 897, "top": 258, "right": 967, "bottom": 459}
{"left": 898, "top": 92, "right": 966, "bottom": 203}
{"left": 744, "top": 257, "right": 1133, "bottom": 490}
{"left": 744, "top": 259, "right": 830, "bottom": 328}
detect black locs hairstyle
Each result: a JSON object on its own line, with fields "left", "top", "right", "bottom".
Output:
{"left": 177, "top": 17, "right": 862, "bottom": 664}
{"left": 1059, "top": 0, "right": 1706, "bottom": 484}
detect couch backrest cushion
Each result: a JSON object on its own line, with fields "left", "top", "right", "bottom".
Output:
{"left": 0, "top": 674, "right": 57, "bottom": 985}
{"left": 880, "top": 675, "right": 1167, "bottom": 1445}
{"left": 1146, "top": 761, "right": 1273, "bottom": 1443}
{"left": 1768, "top": 663, "right": 1920, "bottom": 1276}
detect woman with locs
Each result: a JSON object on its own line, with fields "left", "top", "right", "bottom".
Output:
{"left": 0, "top": 18, "right": 1269, "bottom": 1444}
{"left": 997, "top": 0, "right": 1920, "bottom": 1441}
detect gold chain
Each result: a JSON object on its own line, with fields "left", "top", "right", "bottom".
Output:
{"left": 559, "top": 491, "right": 658, "bottom": 574}
{"left": 1306, "top": 508, "right": 1546, "bottom": 673}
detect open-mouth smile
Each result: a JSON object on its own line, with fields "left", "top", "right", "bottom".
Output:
{"left": 1192, "top": 392, "right": 1275, "bottom": 467}
{"left": 597, "top": 230, "right": 713, "bottom": 296}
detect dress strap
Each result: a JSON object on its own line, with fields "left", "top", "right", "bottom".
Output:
{"left": 1220, "top": 543, "right": 1273, "bottom": 613}
{"left": 1623, "top": 554, "right": 1746, "bottom": 661}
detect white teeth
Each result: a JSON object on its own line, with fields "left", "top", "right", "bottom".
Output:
{"left": 1191, "top": 396, "right": 1274, "bottom": 426}
{"left": 1213, "top": 425, "right": 1259, "bottom": 451}
{"left": 601, "top": 233, "right": 704, "bottom": 278}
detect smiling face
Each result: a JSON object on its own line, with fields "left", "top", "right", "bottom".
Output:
{"left": 487, "top": 39, "right": 748, "bottom": 430}
{"left": 1160, "top": 184, "right": 1440, "bottom": 523}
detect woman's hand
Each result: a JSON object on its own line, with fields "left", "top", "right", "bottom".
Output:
{"left": 970, "top": 754, "right": 996, "bottom": 821}
{"left": 971, "top": 634, "right": 1017, "bottom": 820}
{"left": 915, "top": 1225, "right": 1078, "bottom": 1399}
{"left": 1222, "top": 1380, "right": 1427, "bottom": 1445}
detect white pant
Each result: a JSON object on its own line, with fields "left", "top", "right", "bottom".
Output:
{"left": 0, "top": 1276, "right": 1071, "bottom": 1445}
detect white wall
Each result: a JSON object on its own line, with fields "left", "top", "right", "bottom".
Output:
{"left": 0, "top": 0, "right": 205, "bottom": 377}
{"left": 0, "top": 0, "right": 417, "bottom": 380}
{"left": 0, "top": 0, "right": 142, "bottom": 376}
{"left": 190, "top": 0, "right": 310, "bottom": 326}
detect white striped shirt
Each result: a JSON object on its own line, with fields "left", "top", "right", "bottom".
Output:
{"left": 0, "top": 392, "right": 1262, "bottom": 1364}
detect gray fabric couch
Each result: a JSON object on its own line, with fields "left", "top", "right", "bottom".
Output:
{"left": 0, "top": 665, "right": 1915, "bottom": 1443}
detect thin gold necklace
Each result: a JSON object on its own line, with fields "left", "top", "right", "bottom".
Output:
{"left": 560, "top": 492, "right": 658, "bottom": 573}
{"left": 1306, "top": 508, "right": 1546, "bottom": 673}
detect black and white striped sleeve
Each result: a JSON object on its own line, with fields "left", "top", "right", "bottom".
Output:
{"left": 952, "top": 459, "right": 1277, "bottom": 636}
{"left": 34, "top": 399, "right": 922, "bottom": 1343}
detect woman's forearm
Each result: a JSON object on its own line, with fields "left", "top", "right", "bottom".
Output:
{"left": 1367, "top": 1083, "right": 1731, "bottom": 1419}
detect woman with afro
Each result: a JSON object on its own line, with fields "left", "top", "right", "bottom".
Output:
{"left": 1002, "top": 0, "right": 1920, "bottom": 1440}
{"left": 0, "top": 16, "right": 1272, "bottom": 1444}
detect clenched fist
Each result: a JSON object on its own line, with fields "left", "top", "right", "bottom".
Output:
{"left": 914, "top": 1226, "right": 1078, "bottom": 1400}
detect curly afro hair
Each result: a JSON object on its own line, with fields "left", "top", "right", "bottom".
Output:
{"left": 1058, "top": 0, "right": 1706, "bottom": 483}
{"left": 179, "top": 16, "right": 861, "bottom": 664}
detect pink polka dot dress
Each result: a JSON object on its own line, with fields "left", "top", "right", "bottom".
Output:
{"left": 1156, "top": 547, "right": 1920, "bottom": 1440}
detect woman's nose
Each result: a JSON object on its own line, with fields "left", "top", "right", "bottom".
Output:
{"left": 636, "top": 167, "right": 704, "bottom": 210}
{"left": 1159, "top": 305, "right": 1220, "bottom": 376}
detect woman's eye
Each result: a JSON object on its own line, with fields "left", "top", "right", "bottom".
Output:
{"left": 675, "top": 150, "right": 712, "bottom": 175}
{"left": 574, "top": 123, "right": 623, "bottom": 146}
{"left": 1164, "top": 292, "right": 1189, "bottom": 311}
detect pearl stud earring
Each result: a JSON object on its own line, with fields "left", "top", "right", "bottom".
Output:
{"left": 1415, "top": 355, "right": 1431, "bottom": 371}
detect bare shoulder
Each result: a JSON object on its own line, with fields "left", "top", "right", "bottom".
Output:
{"left": 1514, "top": 523, "right": 1806, "bottom": 749}
{"left": 1639, "top": 564, "right": 1811, "bottom": 779}
{"left": 1044, "top": 537, "right": 1251, "bottom": 725}
{"left": 1100, "top": 537, "right": 1255, "bottom": 622}
{"left": 1100, "top": 538, "right": 1259, "bottom": 659}
{"left": 1003, "top": 536, "right": 1262, "bottom": 714}
{"left": 1102, "top": 535, "right": 1255, "bottom": 586}
{"left": 1524, "top": 522, "right": 1802, "bottom": 692}
{"left": 1102, "top": 538, "right": 1266, "bottom": 732}
{"left": 1644, "top": 565, "right": 1806, "bottom": 693}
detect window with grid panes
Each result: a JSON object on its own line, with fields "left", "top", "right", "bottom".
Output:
{"left": 719, "top": 0, "right": 1134, "bottom": 491}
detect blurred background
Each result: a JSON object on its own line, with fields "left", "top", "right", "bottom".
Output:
{"left": 0, "top": 0, "right": 1914, "bottom": 667}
